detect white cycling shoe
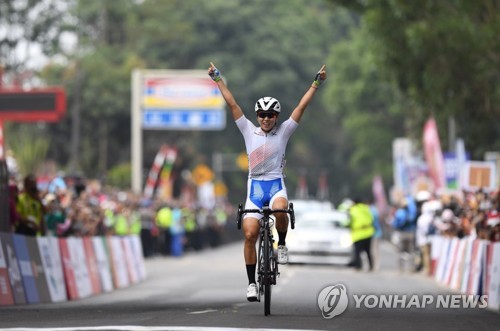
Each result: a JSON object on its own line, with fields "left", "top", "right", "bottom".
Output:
{"left": 247, "top": 283, "right": 258, "bottom": 302}
{"left": 277, "top": 245, "right": 288, "bottom": 264}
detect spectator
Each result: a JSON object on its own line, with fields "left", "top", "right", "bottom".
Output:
{"left": 44, "top": 193, "right": 66, "bottom": 236}
{"left": 139, "top": 199, "right": 157, "bottom": 257}
{"left": 15, "top": 174, "right": 45, "bottom": 236}
{"left": 415, "top": 199, "right": 442, "bottom": 275}
{"left": 348, "top": 197, "right": 375, "bottom": 271}
{"left": 369, "top": 200, "right": 383, "bottom": 271}
{"left": 391, "top": 195, "right": 417, "bottom": 273}
{"left": 156, "top": 203, "right": 173, "bottom": 255}
{"left": 8, "top": 184, "right": 21, "bottom": 233}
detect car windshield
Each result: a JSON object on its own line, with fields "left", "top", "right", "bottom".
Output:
{"left": 299, "top": 218, "right": 346, "bottom": 229}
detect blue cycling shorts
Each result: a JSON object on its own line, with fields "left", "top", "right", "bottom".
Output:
{"left": 244, "top": 178, "right": 288, "bottom": 220}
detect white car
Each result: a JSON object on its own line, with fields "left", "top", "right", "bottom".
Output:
{"left": 289, "top": 199, "right": 335, "bottom": 218}
{"left": 286, "top": 210, "right": 352, "bottom": 265}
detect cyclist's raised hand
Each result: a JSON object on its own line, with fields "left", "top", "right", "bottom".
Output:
{"left": 208, "top": 62, "right": 243, "bottom": 120}
{"left": 208, "top": 62, "right": 221, "bottom": 82}
{"left": 313, "top": 64, "right": 327, "bottom": 87}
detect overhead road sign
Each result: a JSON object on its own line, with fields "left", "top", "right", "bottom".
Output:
{"left": 0, "top": 87, "right": 66, "bottom": 122}
{"left": 142, "top": 109, "right": 225, "bottom": 130}
{"left": 131, "top": 69, "right": 227, "bottom": 193}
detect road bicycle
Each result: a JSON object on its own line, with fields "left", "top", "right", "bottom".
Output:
{"left": 237, "top": 202, "right": 295, "bottom": 316}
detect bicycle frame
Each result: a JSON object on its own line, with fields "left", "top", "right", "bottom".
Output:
{"left": 237, "top": 203, "right": 295, "bottom": 316}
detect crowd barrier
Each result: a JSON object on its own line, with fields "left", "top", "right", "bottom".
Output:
{"left": 431, "top": 235, "right": 500, "bottom": 311}
{"left": 0, "top": 233, "right": 146, "bottom": 306}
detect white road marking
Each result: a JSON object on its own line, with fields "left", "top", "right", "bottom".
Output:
{"left": 0, "top": 327, "right": 322, "bottom": 331}
{"left": 186, "top": 309, "right": 218, "bottom": 314}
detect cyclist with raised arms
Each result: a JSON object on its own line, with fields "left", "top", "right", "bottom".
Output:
{"left": 208, "top": 62, "right": 327, "bottom": 301}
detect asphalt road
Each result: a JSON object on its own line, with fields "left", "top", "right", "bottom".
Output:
{"left": 0, "top": 239, "right": 498, "bottom": 331}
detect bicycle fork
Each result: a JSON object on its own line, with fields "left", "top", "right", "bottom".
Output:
{"left": 257, "top": 228, "right": 280, "bottom": 298}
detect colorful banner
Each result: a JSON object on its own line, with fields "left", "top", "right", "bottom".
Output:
{"left": 143, "top": 145, "right": 177, "bottom": 200}
{"left": 25, "top": 236, "right": 51, "bottom": 303}
{"left": 83, "top": 237, "right": 102, "bottom": 296}
{"left": 460, "top": 238, "right": 474, "bottom": 294}
{"left": 12, "top": 234, "right": 39, "bottom": 304}
{"left": 487, "top": 243, "right": 500, "bottom": 310}
{"left": 36, "top": 237, "right": 67, "bottom": 303}
{"left": 0, "top": 233, "right": 14, "bottom": 306}
{"left": 130, "top": 236, "right": 147, "bottom": 281}
{"left": 67, "top": 237, "right": 92, "bottom": 299}
{"left": 0, "top": 233, "right": 25, "bottom": 304}
{"left": 449, "top": 239, "right": 467, "bottom": 291}
{"left": 372, "top": 175, "right": 389, "bottom": 219}
{"left": 91, "top": 237, "right": 114, "bottom": 293}
{"left": 467, "top": 239, "right": 487, "bottom": 295}
{"left": 461, "top": 161, "right": 497, "bottom": 192}
{"left": 435, "top": 237, "right": 451, "bottom": 284}
{"left": 444, "top": 238, "right": 460, "bottom": 286}
{"left": 143, "top": 77, "right": 224, "bottom": 109}
{"left": 423, "top": 117, "right": 446, "bottom": 191}
{"left": 107, "top": 236, "right": 130, "bottom": 289}
{"left": 59, "top": 238, "right": 78, "bottom": 300}
{"left": 122, "top": 238, "right": 139, "bottom": 284}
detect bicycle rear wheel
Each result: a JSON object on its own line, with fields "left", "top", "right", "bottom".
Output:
{"left": 263, "top": 227, "right": 272, "bottom": 316}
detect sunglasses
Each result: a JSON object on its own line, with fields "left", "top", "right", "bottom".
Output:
{"left": 257, "top": 112, "right": 277, "bottom": 119}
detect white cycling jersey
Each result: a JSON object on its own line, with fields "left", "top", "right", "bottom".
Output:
{"left": 235, "top": 115, "right": 298, "bottom": 180}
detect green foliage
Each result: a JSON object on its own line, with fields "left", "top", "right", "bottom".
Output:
{"left": 6, "top": 124, "right": 50, "bottom": 177}
{"left": 357, "top": 0, "right": 499, "bottom": 153}
{"left": 106, "top": 162, "right": 132, "bottom": 189}
{"left": 323, "top": 24, "right": 406, "bottom": 197}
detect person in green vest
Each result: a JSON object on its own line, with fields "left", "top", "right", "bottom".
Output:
{"left": 182, "top": 206, "right": 198, "bottom": 251}
{"left": 156, "top": 203, "right": 173, "bottom": 255}
{"left": 113, "top": 203, "right": 129, "bottom": 236}
{"left": 15, "top": 174, "right": 46, "bottom": 236}
{"left": 129, "top": 207, "right": 142, "bottom": 236}
{"left": 348, "top": 197, "right": 375, "bottom": 271}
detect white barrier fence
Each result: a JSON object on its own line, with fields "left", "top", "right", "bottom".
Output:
{"left": 431, "top": 235, "right": 500, "bottom": 311}
{"left": 0, "top": 233, "right": 146, "bottom": 305}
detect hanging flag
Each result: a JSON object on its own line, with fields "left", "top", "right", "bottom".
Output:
{"left": 316, "top": 170, "right": 329, "bottom": 201}
{"left": 423, "top": 117, "right": 446, "bottom": 192}
{"left": 455, "top": 139, "right": 467, "bottom": 189}
{"left": 157, "top": 147, "right": 178, "bottom": 201}
{"left": 295, "top": 172, "right": 309, "bottom": 199}
{"left": 372, "top": 175, "right": 388, "bottom": 219}
{"left": 143, "top": 145, "right": 177, "bottom": 199}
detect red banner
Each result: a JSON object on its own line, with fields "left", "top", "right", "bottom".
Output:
{"left": 59, "top": 238, "right": 79, "bottom": 300}
{"left": 423, "top": 117, "right": 446, "bottom": 191}
{"left": 83, "top": 237, "right": 102, "bottom": 296}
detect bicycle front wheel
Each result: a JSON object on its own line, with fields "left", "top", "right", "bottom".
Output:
{"left": 263, "top": 227, "right": 272, "bottom": 316}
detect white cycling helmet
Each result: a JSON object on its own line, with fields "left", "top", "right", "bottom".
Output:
{"left": 255, "top": 96, "right": 281, "bottom": 113}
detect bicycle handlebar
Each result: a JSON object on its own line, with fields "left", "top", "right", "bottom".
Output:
{"left": 236, "top": 203, "right": 295, "bottom": 230}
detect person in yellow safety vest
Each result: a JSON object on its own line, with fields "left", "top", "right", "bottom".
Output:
{"left": 114, "top": 204, "right": 130, "bottom": 236}
{"left": 129, "top": 209, "right": 142, "bottom": 235}
{"left": 103, "top": 207, "right": 116, "bottom": 235}
{"left": 348, "top": 197, "right": 375, "bottom": 271}
{"left": 182, "top": 207, "right": 196, "bottom": 245}
{"left": 15, "top": 174, "right": 45, "bottom": 236}
{"left": 156, "top": 204, "right": 173, "bottom": 255}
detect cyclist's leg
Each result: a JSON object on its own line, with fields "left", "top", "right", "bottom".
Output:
{"left": 243, "top": 180, "right": 264, "bottom": 290}
{"left": 272, "top": 196, "right": 289, "bottom": 233}
{"left": 270, "top": 181, "right": 289, "bottom": 264}
{"left": 243, "top": 215, "right": 260, "bottom": 266}
{"left": 270, "top": 180, "right": 289, "bottom": 243}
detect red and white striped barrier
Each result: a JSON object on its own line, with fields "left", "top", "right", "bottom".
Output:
{"left": 0, "top": 234, "right": 146, "bottom": 306}
{"left": 430, "top": 235, "right": 500, "bottom": 311}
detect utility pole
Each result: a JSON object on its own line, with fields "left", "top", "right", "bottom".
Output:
{"left": 0, "top": 65, "right": 10, "bottom": 232}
